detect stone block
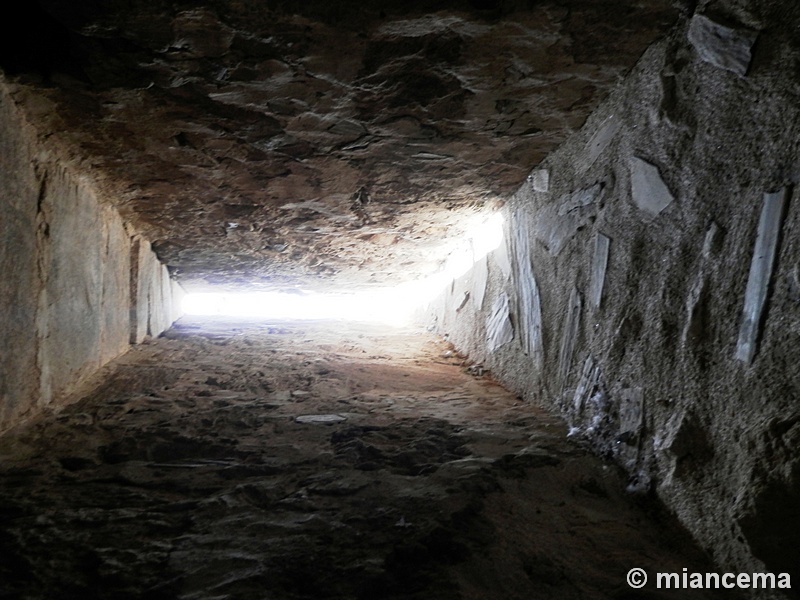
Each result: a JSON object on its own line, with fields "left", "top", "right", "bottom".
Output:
{"left": 687, "top": 14, "right": 757, "bottom": 77}
{"left": 38, "top": 166, "right": 105, "bottom": 404}
{"left": 629, "top": 156, "right": 674, "bottom": 217}
{"left": 99, "top": 205, "right": 132, "bottom": 365}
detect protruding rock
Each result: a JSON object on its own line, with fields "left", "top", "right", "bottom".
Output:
{"left": 529, "top": 169, "right": 550, "bottom": 193}
{"left": 687, "top": 14, "right": 758, "bottom": 77}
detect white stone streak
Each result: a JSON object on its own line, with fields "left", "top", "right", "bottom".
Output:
{"left": 589, "top": 233, "right": 610, "bottom": 309}
{"left": 688, "top": 14, "right": 758, "bottom": 77}
{"left": 493, "top": 234, "right": 513, "bottom": 279}
{"left": 573, "top": 355, "right": 601, "bottom": 414}
{"left": 511, "top": 211, "right": 544, "bottom": 367}
{"left": 558, "top": 286, "right": 582, "bottom": 390}
{"left": 487, "top": 292, "right": 514, "bottom": 352}
{"left": 735, "top": 189, "right": 789, "bottom": 364}
{"left": 585, "top": 115, "right": 620, "bottom": 168}
{"left": 471, "top": 254, "right": 488, "bottom": 312}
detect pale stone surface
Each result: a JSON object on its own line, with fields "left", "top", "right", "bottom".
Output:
{"left": 130, "top": 237, "right": 155, "bottom": 344}
{"left": 100, "top": 206, "right": 132, "bottom": 365}
{"left": 486, "top": 293, "right": 514, "bottom": 352}
{"left": 688, "top": 14, "right": 757, "bottom": 77}
{"left": 470, "top": 255, "right": 488, "bottom": 313}
{"left": 558, "top": 286, "right": 582, "bottom": 390}
{"left": 491, "top": 239, "right": 513, "bottom": 279}
{"left": 0, "top": 79, "right": 181, "bottom": 431}
{"left": 572, "top": 355, "right": 602, "bottom": 415}
{"left": 629, "top": 156, "right": 674, "bottom": 217}
{"left": 589, "top": 233, "right": 610, "bottom": 309}
{"left": 529, "top": 169, "right": 550, "bottom": 193}
{"left": 584, "top": 115, "right": 620, "bottom": 168}
{"left": 511, "top": 211, "right": 544, "bottom": 368}
{"left": 735, "top": 188, "right": 789, "bottom": 364}
{"left": 295, "top": 414, "right": 347, "bottom": 424}
{"left": 131, "top": 236, "right": 183, "bottom": 344}
{"left": 38, "top": 166, "right": 106, "bottom": 404}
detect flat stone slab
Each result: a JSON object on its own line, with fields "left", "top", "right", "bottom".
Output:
{"left": 487, "top": 293, "right": 514, "bottom": 352}
{"left": 295, "top": 414, "right": 347, "bottom": 424}
{"left": 630, "top": 156, "right": 674, "bottom": 217}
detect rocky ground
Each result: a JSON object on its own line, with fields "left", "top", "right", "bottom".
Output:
{"left": 0, "top": 317, "right": 737, "bottom": 599}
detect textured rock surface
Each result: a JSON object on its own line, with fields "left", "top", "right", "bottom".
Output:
{"left": 432, "top": 2, "right": 800, "bottom": 590}
{"left": 0, "top": 317, "right": 730, "bottom": 599}
{"left": 1, "top": 0, "right": 677, "bottom": 290}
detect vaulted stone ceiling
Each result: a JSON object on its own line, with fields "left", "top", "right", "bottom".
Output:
{"left": 3, "top": 0, "right": 678, "bottom": 291}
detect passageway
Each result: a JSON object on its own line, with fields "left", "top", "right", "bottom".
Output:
{"left": 0, "top": 316, "right": 733, "bottom": 599}
{"left": 3, "top": 0, "right": 800, "bottom": 596}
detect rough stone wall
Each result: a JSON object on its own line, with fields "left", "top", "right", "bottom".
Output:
{"left": 432, "top": 6, "right": 800, "bottom": 590}
{"left": 0, "top": 77, "right": 183, "bottom": 432}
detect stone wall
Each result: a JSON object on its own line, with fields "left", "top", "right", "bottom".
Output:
{"left": 0, "top": 78, "right": 183, "bottom": 432}
{"left": 432, "top": 6, "right": 800, "bottom": 588}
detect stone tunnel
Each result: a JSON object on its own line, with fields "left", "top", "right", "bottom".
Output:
{"left": 1, "top": 0, "right": 799, "bottom": 598}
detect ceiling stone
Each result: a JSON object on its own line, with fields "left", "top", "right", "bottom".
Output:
{"left": 3, "top": 0, "right": 677, "bottom": 291}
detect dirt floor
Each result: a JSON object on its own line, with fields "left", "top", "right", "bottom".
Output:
{"left": 0, "top": 317, "right": 739, "bottom": 599}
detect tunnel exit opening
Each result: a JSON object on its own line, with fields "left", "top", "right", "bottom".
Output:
{"left": 182, "top": 212, "right": 505, "bottom": 326}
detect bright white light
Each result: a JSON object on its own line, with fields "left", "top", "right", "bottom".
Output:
{"left": 183, "top": 289, "right": 424, "bottom": 326}
{"left": 472, "top": 212, "right": 505, "bottom": 258}
{"left": 441, "top": 211, "right": 505, "bottom": 281}
{"left": 182, "top": 212, "right": 505, "bottom": 325}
